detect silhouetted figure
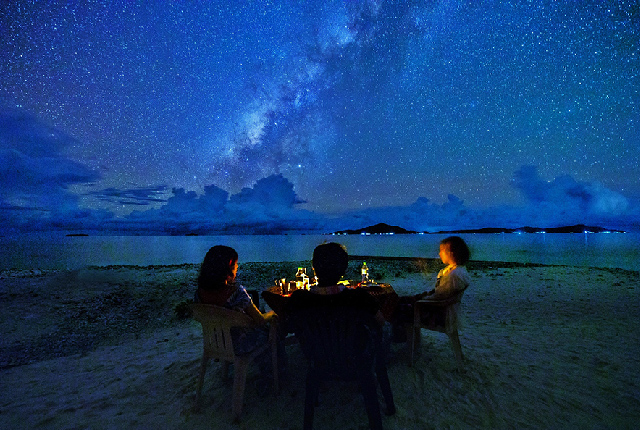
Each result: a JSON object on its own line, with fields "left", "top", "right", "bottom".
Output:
{"left": 286, "top": 243, "right": 395, "bottom": 429}
{"left": 195, "top": 245, "right": 280, "bottom": 384}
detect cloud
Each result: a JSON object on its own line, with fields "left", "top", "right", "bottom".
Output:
{"left": 512, "top": 165, "right": 630, "bottom": 221}
{"left": 1, "top": 130, "right": 637, "bottom": 236}
{"left": 158, "top": 184, "right": 228, "bottom": 218}
{"left": 229, "top": 174, "right": 305, "bottom": 208}
{"left": 120, "top": 168, "right": 638, "bottom": 233}
{"left": 0, "top": 108, "right": 103, "bottom": 232}
{"left": 0, "top": 109, "right": 99, "bottom": 196}
{"left": 323, "top": 166, "right": 638, "bottom": 233}
{"left": 88, "top": 185, "right": 169, "bottom": 206}
{"left": 0, "top": 114, "right": 323, "bottom": 234}
{"left": 333, "top": 194, "right": 481, "bottom": 233}
{"left": 119, "top": 174, "right": 320, "bottom": 235}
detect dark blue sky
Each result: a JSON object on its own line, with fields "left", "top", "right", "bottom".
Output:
{"left": 1, "top": 1, "right": 639, "bottom": 234}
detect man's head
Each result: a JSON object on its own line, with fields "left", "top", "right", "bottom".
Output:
{"left": 312, "top": 242, "right": 348, "bottom": 286}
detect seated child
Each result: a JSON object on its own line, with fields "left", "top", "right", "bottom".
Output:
{"left": 392, "top": 236, "right": 471, "bottom": 339}
{"left": 417, "top": 235, "right": 471, "bottom": 301}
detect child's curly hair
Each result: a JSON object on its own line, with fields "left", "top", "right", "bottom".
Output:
{"left": 440, "top": 236, "right": 470, "bottom": 265}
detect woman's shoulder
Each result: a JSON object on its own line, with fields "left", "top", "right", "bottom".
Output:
{"left": 233, "top": 283, "right": 249, "bottom": 293}
{"left": 220, "top": 284, "right": 249, "bottom": 309}
{"left": 229, "top": 284, "right": 251, "bottom": 300}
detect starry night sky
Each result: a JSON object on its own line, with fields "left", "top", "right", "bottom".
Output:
{"left": 1, "top": 1, "right": 639, "bottom": 234}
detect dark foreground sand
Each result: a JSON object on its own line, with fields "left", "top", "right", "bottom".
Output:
{"left": 1, "top": 258, "right": 639, "bottom": 429}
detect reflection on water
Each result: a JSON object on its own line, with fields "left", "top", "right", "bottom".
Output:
{"left": 1, "top": 232, "right": 639, "bottom": 271}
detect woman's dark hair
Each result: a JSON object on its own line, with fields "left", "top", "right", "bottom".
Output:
{"left": 198, "top": 245, "right": 239, "bottom": 290}
{"left": 440, "top": 236, "right": 470, "bottom": 265}
{"left": 312, "top": 242, "right": 349, "bottom": 286}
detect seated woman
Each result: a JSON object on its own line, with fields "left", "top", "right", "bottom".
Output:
{"left": 195, "top": 245, "right": 276, "bottom": 355}
{"left": 392, "top": 236, "right": 471, "bottom": 339}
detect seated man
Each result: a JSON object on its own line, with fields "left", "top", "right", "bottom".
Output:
{"left": 286, "top": 242, "right": 382, "bottom": 324}
{"left": 285, "top": 242, "right": 395, "bottom": 416}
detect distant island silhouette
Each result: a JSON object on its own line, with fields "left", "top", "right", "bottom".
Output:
{"left": 438, "top": 224, "right": 626, "bottom": 234}
{"left": 332, "top": 223, "right": 625, "bottom": 235}
{"left": 333, "top": 223, "right": 416, "bottom": 235}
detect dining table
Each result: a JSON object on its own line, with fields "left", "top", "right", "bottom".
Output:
{"left": 261, "top": 281, "right": 399, "bottom": 323}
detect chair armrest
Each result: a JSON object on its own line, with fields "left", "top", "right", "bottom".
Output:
{"left": 413, "top": 295, "right": 462, "bottom": 324}
{"left": 415, "top": 297, "right": 459, "bottom": 308}
{"left": 415, "top": 287, "right": 466, "bottom": 309}
{"left": 190, "top": 303, "right": 258, "bottom": 328}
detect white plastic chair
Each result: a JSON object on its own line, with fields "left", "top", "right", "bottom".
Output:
{"left": 190, "top": 303, "right": 278, "bottom": 422}
{"left": 409, "top": 287, "right": 467, "bottom": 371}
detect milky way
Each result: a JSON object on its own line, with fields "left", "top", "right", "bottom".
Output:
{"left": 1, "top": 1, "right": 638, "bottom": 233}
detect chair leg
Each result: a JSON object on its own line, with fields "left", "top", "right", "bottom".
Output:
{"left": 409, "top": 325, "right": 420, "bottom": 366}
{"left": 359, "top": 372, "right": 383, "bottom": 430}
{"left": 270, "top": 323, "right": 279, "bottom": 393}
{"left": 271, "top": 343, "right": 279, "bottom": 392}
{"left": 232, "top": 357, "right": 250, "bottom": 422}
{"left": 448, "top": 330, "right": 464, "bottom": 371}
{"left": 195, "top": 355, "right": 209, "bottom": 410}
{"left": 223, "top": 361, "right": 232, "bottom": 381}
{"left": 304, "top": 371, "right": 320, "bottom": 430}
{"left": 375, "top": 363, "right": 396, "bottom": 416}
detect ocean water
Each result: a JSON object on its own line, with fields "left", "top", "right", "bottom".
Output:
{"left": 1, "top": 232, "right": 638, "bottom": 272}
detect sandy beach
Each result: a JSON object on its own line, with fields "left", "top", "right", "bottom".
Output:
{"left": 1, "top": 258, "right": 639, "bottom": 429}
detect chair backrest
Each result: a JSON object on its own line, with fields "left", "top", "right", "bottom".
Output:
{"left": 190, "top": 303, "right": 256, "bottom": 361}
{"left": 289, "top": 305, "right": 380, "bottom": 380}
